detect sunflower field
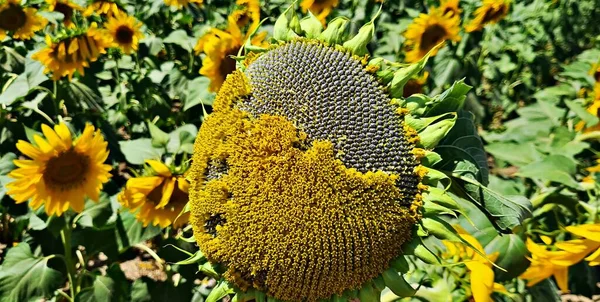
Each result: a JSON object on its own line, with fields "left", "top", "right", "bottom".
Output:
{"left": 0, "top": 0, "right": 600, "bottom": 301}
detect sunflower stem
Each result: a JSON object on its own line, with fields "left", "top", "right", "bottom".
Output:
{"left": 60, "top": 224, "right": 78, "bottom": 299}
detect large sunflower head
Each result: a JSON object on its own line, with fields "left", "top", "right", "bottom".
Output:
{"left": 46, "top": 0, "right": 83, "bottom": 28}
{"left": 118, "top": 160, "right": 190, "bottom": 228}
{"left": 105, "top": 11, "right": 144, "bottom": 54}
{"left": 186, "top": 10, "right": 490, "bottom": 302}
{"left": 83, "top": 0, "right": 123, "bottom": 17}
{"left": 404, "top": 8, "right": 461, "bottom": 63}
{"left": 194, "top": 0, "right": 267, "bottom": 92}
{"left": 33, "top": 22, "right": 112, "bottom": 80}
{"left": 465, "top": 0, "right": 511, "bottom": 32}
{"left": 0, "top": 0, "right": 47, "bottom": 41}
{"left": 6, "top": 122, "right": 112, "bottom": 217}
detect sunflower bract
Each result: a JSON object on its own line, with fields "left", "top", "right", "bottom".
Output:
{"left": 189, "top": 41, "right": 424, "bottom": 301}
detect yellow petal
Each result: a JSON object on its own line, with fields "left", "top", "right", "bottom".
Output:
{"left": 54, "top": 123, "right": 73, "bottom": 148}
{"left": 33, "top": 135, "right": 54, "bottom": 154}
{"left": 492, "top": 282, "right": 508, "bottom": 294}
{"left": 156, "top": 177, "right": 175, "bottom": 209}
{"left": 41, "top": 124, "right": 65, "bottom": 150}
{"left": 566, "top": 224, "right": 600, "bottom": 242}
{"left": 553, "top": 266, "right": 569, "bottom": 292}
{"left": 465, "top": 261, "right": 494, "bottom": 302}
{"left": 177, "top": 177, "right": 190, "bottom": 193}
{"left": 145, "top": 160, "right": 172, "bottom": 177}
{"left": 540, "top": 235, "right": 553, "bottom": 245}
{"left": 584, "top": 247, "right": 600, "bottom": 264}
{"left": 551, "top": 239, "right": 597, "bottom": 266}
{"left": 16, "top": 140, "right": 42, "bottom": 159}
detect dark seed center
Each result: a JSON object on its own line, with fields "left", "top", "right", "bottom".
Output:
{"left": 44, "top": 149, "right": 89, "bottom": 190}
{"left": 116, "top": 25, "right": 134, "bottom": 44}
{"left": 0, "top": 4, "right": 27, "bottom": 31}
{"left": 420, "top": 24, "right": 447, "bottom": 51}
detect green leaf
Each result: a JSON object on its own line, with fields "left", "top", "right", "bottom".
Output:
{"left": 147, "top": 122, "right": 170, "bottom": 148}
{"left": 435, "top": 112, "right": 489, "bottom": 185}
{"left": 424, "top": 80, "right": 471, "bottom": 117}
{"left": 115, "top": 212, "right": 162, "bottom": 250}
{"left": 167, "top": 124, "right": 198, "bottom": 154}
{"left": 131, "top": 280, "right": 151, "bottom": 302}
{"left": 119, "top": 138, "right": 165, "bottom": 165}
{"left": 565, "top": 99, "right": 599, "bottom": 127}
{"left": 453, "top": 176, "right": 532, "bottom": 232}
{"left": 517, "top": 155, "right": 581, "bottom": 189}
{"left": 0, "top": 152, "right": 16, "bottom": 175}
{"left": 93, "top": 264, "right": 130, "bottom": 302}
{"left": 0, "top": 59, "right": 48, "bottom": 106}
{"left": 141, "top": 35, "right": 164, "bottom": 56}
{"left": 76, "top": 195, "right": 117, "bottom": 229}
{"left": 163, "top": 30, "right": 195, "bottom": 52}
{"left": 0, "top": 243, "right": 62, "bottom": 302}
{"left": 184, "top": 77, "right": 215, "bottom": 111}
{"left": 485, "top": 142, "right": 542, "bottom": 167}
{"left": 206, "top": 280, "right": 235, "bottom": 302}
{"left": 63, "top": 80, "right": 104, "bottom": 111}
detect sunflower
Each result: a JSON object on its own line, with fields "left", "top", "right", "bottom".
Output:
{"left": 300, "top": 0, "right": 339, "bottom": 24}
{"left": 438, "top": 0, "right": 462, "bottom": 17}
{"left": 83, "top": 0, "right": 122, "bottom": 17}
{"left": 403, "top": 72, "right": 429, "bottom": 98}
{"left": 404, "top": 8, "right": 461, "bottom": 63}
{"left": 118, "top": 160, "right": 189, "bottom": 228}
{"left": 6, "top": 122, "right": 112, "bottom": 217}
{"left": 441, "top": 227, "right": 507, "bottom": 302}
{"left": 33, "top": 22, "right": 112, "bottom": 80}
{"left": 0, "top": 0, "right": 47, "bottom": 41}
{"left": 194, "top": 0, "right": 267, "bottom": 92}
{"left": 105, "top": 11, "right": 144, "bottom": 54}
{"left": 465, "top": 0, "right": 511, "bottom": 32}
{"left": 46, "top": 0, "right": 83, "bottom": 28}
{"left": 186, "top": 11, "right": 490, "bottom": 302}
{"left": 163, "top": 0, "right": 203, "bottom": 9}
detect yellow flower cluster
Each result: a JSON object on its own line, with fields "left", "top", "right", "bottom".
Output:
{"left": 163, "top": 0, "right": 203, "bottom": 9}
{"left": 46, "top": 0, "right": 83, "bottom": 28}
{"left": 442, "top": 227, "right": 507, "bottom": 302}
{"left": 118, "top": 160, "right": 190, "bottom": 228}
{"left": 33, "top": 23, "right": 112, "bottom": 80}
{"left": 300, "top": 0, "right": 339, "bottom": 24}
{"left": 6, "top": 122, "right": 112, "bottom": 216}
{"left": 194, "top": 0, "right": 266, "bottom": 92}
{"left": 404, "top": 0, "right": 512, "bottom": 62}
{"left": 188, "top": 71, "right": 421, "bottom": 301}
{"left": 403, "top": 4, "right": 461, "bottom": 63}
{"left": 33, "top": 10, "right": 144, "bottom": 80}
{"left": 465, "top": 0, "right": 512, "bottom": 32}
{"left": 520, "top": 224, "right": 600, "bottom": 292}
{"left": 0, "top": 0, "right": 47, "bottom": 41}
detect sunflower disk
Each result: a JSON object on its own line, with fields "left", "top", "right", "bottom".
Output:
{"left": 187, "top": 10, "right": 483, "bottom": 302}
